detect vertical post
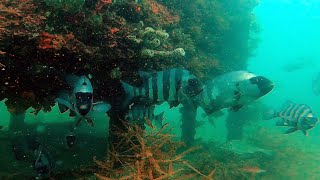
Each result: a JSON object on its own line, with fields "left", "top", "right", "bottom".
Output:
{"left": 7, "top": 106, "right": 30, "bottom": 161}
{"left": 8, "top": 109, "right": 26, "bottom": 132}
{"left": 180, "top": 102, "right": 197, "bottom": 147}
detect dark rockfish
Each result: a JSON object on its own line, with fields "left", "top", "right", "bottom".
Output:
{"left": 193, "top": 71, "right": 274, "bottom": 114}
{"left": 56, "top": 75, "right": 111, "bottom": 127}
{"left": 263, "top": 101, "right": 319, "bottom": 135}
{"left": 121, "top": 68, "right": 204, "bottom": 107}
{"left": 126, "top": 105, "right": 164, "bottom": 127}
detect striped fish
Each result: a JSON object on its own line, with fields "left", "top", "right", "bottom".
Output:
{"left": 263, "top": 101, "right": 319, "bottom": 136}
{"left": 193, "top": 71, "right": 274, "bottom": 115}
{"left": 125, "top": 105, "right": 164, "bottom": 127}
{"left": 121, "top": 68, "right": 203, "bottom": 107}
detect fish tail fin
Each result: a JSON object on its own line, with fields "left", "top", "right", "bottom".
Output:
{"left": 121, "top": 80, "right": 135, "bottom": 107}
{"left": 262, "top": 109, "right": 277, "bottom": 120}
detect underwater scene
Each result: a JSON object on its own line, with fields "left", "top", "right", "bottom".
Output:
{"left": 1, "top": 0, "right": 320, "bottom": 179}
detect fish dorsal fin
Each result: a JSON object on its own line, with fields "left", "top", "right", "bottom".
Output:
{"left": 138, "top": 70, "right": 152, "bottom": 80}
{"left": 65, "top": 74, "right": 81, "bottom": 88}
{"left": 281, "top": 100, "right": 295, "bottom": 109}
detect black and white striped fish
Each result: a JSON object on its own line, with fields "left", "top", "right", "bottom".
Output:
{"left": 263, "top": 101, "right": 319, "bottom": 136}
{"left": 121, "top": 68, "right": 204, "bottom": 107}
{"left": 125, "top": 105, "right": 164, "bottom": 127}
{"left": 193, "top": 71, "right": 274, "bottom": 114}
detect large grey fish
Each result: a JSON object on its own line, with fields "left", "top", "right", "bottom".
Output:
{"left": 263, "top": 101, "right": 319, "bottom": 135}
{"left": 121, "top": 68, "right": 204, "bottom": 108}
{"left": 55, "top": 75, "right": 111, "bottom": 127}
{"left": 193, "top": 71, "right": 274, "bottom": 115}
{"left": 125, "top": 105, "right": 164, "bottom": 127}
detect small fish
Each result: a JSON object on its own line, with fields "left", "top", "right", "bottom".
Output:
{"left": 263, "top": 101, "right": 319, "bottom": 136}
{"left": 65, "top": 133, "right": 76, "bottom": 149}
{"left": 121, "top": 68, "right": 203, "bottom": 108}
{"left": 55, "top": 75, "right": 111, "bottom": 127}
{"left": 126, "top": 105, "right": 165, "bottom": 128}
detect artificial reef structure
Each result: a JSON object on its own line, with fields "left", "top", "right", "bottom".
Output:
{"left": 0, "top": 0, "right": 260, "bottom": 177}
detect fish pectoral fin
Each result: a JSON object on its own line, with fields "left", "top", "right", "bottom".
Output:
{"left": 229, "top": 105, "right": 243, "bottom": 112}
{"left": 276, "top": 119, "right": 288, "bottom": 126}
{"left": 55, "top": 98, "right": 73, "bottom": 110}
{"left": 302, "top": 130, "right": 309, "bottom": 136}
{"left": 84, "top": 117, "right": 94, "bottom": 127}
{"left": 75, "top": 118, "right": 83, "bottom": 127}
{"left": 58, "top": 103, "right": 69, "bottom": 114}
{"left": 69, "top": 109, "right": 77, "bottom": 117}
{"left": 285, "top": 128, "right": 298, "bottom": 134}
{"left": 92, "top": 102, "right": 111, "bottom": 113}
